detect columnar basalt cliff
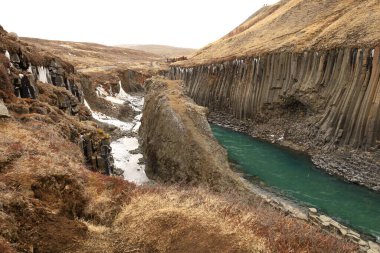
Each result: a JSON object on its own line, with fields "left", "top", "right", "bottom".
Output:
{"left": 169, "top": 0, "right": 380, "bottom": 191}
{"left": 140, "top": 76, "right": 248, "bottom": 192}
{"left": 170, "top": 48, "right": 380, "bottom": 150}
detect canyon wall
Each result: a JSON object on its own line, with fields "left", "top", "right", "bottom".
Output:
{"left": 169, "top": 47, "right": 380, "bottom": 150}
{"left": 140, "top": 76, "right": 247, "bottom": 192}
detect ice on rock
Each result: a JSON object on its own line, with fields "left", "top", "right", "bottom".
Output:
{"left": 4, "top": 50, "right": 10, "bottom": 60}
{"left": 37, "top": 66, "right": 52, "bottom": 84}
{"left": 96, "top": 86, "right": 108, "bottom": 97}
{"left": 27, "top": 65, "right": 33, "bottom": 73}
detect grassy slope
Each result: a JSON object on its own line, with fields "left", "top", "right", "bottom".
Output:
{"left": 21, "top": 37, "right": 166, "bottom": 74}
{"left": 184, "top": 0, "right": 380, "bottom": 65}
{"left": 0, "top": 117, "right": 357, "bottom": 253}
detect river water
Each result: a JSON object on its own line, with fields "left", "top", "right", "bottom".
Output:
{"left": 211, "top": 124, "right": 380, "bottom": 241}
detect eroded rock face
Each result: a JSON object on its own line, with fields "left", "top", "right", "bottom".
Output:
{"left": 140, "top": 76, "right": 247, "bottom": 192}
{"left": 170, "top": 47, "right": 380, "bottom": 150}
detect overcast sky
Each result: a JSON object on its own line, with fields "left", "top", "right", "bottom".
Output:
{"left": 0, "top": 0, "right": 279, "bottom": 49}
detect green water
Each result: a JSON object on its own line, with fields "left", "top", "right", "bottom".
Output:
{"left": 211, "top": 124, "right": 380, "bottom": 240}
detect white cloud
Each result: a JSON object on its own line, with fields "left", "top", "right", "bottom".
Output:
{"left": 0, "top": 0, "right": 279, "bottom": 48}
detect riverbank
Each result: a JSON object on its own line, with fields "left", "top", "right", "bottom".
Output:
{"left": 208, "top": 111, "right": 380, "bottom": 193}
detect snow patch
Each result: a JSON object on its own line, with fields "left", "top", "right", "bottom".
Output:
{"left": 85, "top": 84, "right": 148, "bottom": 184}
{"left": 111, "top": 137, "right": 149, "bottom": 185}
{"left": 84, "top": 99, "right": 134, "bottom": 132}
{"left": 116, "top": 81, "right": 144, "bottom": 111}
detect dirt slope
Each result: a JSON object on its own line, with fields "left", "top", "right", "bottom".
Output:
{"left": 185, "top": 0, "right": 380, "bottom": 65}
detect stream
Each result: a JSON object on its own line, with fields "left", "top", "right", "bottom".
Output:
{"left": 211, "top": 124, "right": 380, "bottom": 242}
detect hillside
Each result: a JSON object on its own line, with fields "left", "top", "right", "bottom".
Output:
{"left": 184, "top": 0, "right": 380, "bottom": 65}
{"left": 21, "top": 37, "right": 165, "bottom": 73}
{"left": 118, "top": 44, "right": 196, "bottom": 58}
{"left": 21, "top": 37, "right": 167, "bottom": 112}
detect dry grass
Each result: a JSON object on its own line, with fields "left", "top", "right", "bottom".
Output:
{"left": 183, "top": 0, "right": 380, "bottom": 66}
{"left": 110, "top": 186, "right": 357, "bottom": 253}
{"left": 21, "top": 37, "right": 167, "bottom": 74}
{"left": 118, "top": 44, "right": 197, "bottom": 58}
{"left": 0, "top": 115, "right": 357, "bottom": 252}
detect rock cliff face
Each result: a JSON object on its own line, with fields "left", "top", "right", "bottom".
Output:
{"left": 140, "top": 77, "right": 247, "bottom": 192}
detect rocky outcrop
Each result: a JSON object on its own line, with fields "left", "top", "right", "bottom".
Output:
{"left": 0, "top": 27, "right": 83, "bottom": 103}
{"left": 140, "top": 76, "right": 247, "bottom": 192}
{"left": 80, "top": 131, "right": 115, "bottom": 175}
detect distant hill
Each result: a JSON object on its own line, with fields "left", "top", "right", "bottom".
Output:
{"left": 117, "top": 44, "right": 197, "bottom": 58}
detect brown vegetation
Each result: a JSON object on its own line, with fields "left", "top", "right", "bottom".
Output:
{"left": 118, "top": 44, "right": 196, "bottom": 58}
{"left": 0, "top": 96, "right": 357, "bottom": 252}
{"left": 182, "top": 0, "right": 380, "bottom": 66}
{"left": 21, "top": 37, "right": 166, "bottom": 74}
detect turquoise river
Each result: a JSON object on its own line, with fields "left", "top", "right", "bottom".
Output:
{"left": 211, "top": 125, "right": 380, "bottom": 241}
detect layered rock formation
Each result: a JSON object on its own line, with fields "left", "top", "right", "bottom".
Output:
{"left": 140, "top": 77, "right": 247, "bottom": 192}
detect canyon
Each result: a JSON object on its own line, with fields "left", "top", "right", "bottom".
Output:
{"left": 0, "top": 0, "right": 380, "bottom": 252}
{"left": 169, "top": 0, "right": 380, "bottom": 192}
